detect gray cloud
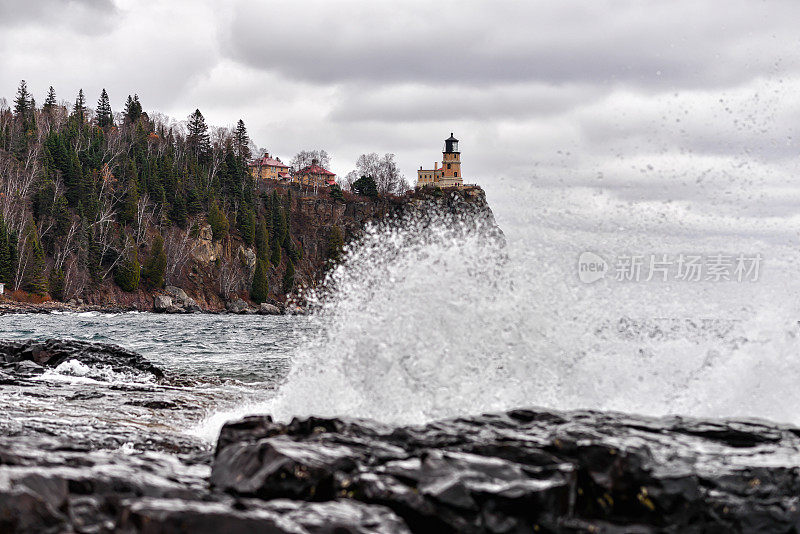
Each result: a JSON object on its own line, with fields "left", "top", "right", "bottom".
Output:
{"left": 2, "top": 0, "right": 800, "bottom": 235}
{"left": 0, "top": 0, "right": 117, "bottom": 33}
{"left": 222, "top": 0, "right": 800, "bottom": 90}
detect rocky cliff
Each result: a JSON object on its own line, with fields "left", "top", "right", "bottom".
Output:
{"left": 0, "top": 185, "right": 499, "bottom": 313}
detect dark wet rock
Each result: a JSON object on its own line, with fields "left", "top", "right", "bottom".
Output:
{"left": 259, "top": 303, "right": 282, "bottom": 315}
{"left": 212, "top": 408, "right": 800, "bottom": 533}
{"left": 13, "top": 360, "right": 44, "bottom": 376}
{"left": 226, "top": 298, "right": 249, "bottom": 314}
{"left": 165, "top": 286, "right": 202, "bottom": 313}
{"left": 153, "top": 294, "right": 174, "bottom": 312}
{"left": 125, "top": 399, "right": 183, "bottom": 410}
{"left": 69, "top": 390, "right": 106, "bottom": 401}
{"left": 0, "top": 339, "right": 163, "bottom": 379}
{"left": 117, "top": 497, "right": 410, "bottom": 534}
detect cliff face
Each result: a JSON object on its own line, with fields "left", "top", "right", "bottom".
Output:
{"left": 3, "top": 185, "right": 498, "bottom": 312}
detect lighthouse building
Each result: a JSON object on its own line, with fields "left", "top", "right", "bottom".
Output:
{"left": 416, "top": 133, "right": 464, "bottom": 188}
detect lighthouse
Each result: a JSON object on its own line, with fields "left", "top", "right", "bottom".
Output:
{"left": 440, "top": 133, "right": 463, "bottom": 187}
{"left": 416, "top": 133, "right": 465, "bottom": 188}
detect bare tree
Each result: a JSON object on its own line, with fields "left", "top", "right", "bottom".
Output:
{"left": 63, "top": 254, "right": 89, "bottom": 301}
{"left": 339, "top": 170, "right": 359, "bottom": 191}
{"left": 135, "top": 193, "right": 155, "bottom": 246}
{"left": 218, "top": 254, "right": 246, "bottom": 299}
{"left": 290, "top": 149, "right": 331, "bottom": 173}
{"left": 352, "top": 153, "right": 409, "bottom": 195}
{"left": 164, "top": 226, "right": 199, "bottom": 285}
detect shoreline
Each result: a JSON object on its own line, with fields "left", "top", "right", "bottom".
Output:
{"left": 0, "top": 299, "right": 301, "bottom": 316}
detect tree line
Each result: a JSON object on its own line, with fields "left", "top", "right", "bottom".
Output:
{"left": 0, "top": 80, "right": 300, "bottom": 301}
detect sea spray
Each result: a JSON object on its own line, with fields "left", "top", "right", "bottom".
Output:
{"left": 192, "top": 186, "right": 800, "bottom": 442}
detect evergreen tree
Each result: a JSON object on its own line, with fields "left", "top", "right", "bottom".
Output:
{"left": 255, "top": 218, "right": 269, "bottom": 263}
{"left": 207, "top": 200, "right": 229, "bottom": 241}
{"left": 43, "top": 86, "right": 57, "bottom": 112}
{"left": 234, "top": 119, "right": 251, "bottom": 161}
{"left": 124, "top": 94, "right": 143, "bottom": 123}
{"left": 141, "top": 234, "right": 167, "bottom": 288}
{"left": 329, "top": 183, "right": 344, "bottom": 201}
{"left": 237, "top": 206, "right": 255, "bottom": 246}
{"left": 96, "top": 88, "right": 113, "bottom": 128}
{"left": 73, "top": 89, "right": 87, "bottom": 123}
{"left": 12, "top": 80, "right": 35, "bottom": 155}
{"left": 187, "top": 109, "right": 210, "bottom": 161}
{"left": 353, "top": 175, "right": 378, "bottom": 197}
{"left": 119, "top": 159, "right": 139, "bottom": 224}
{"left": 270, "top": 239, "right": 281, "bottom": 266}
{"left": 327, "top": 225, "right": 344, "bottom": 263}
{"left": 282, "top": 260, "right": 295, "bottom": 294}
{"left": 114, "top": 248, "right": 140, "bottom": 292}
{"left": 48, "top": 268, "right": 65, "bottom": 301}
{"left": 13, "top": 80, "right": 31, "bottom": 117}
{"left": 0, "top": 215, "right": 12, "bottom": 285}
{"left": 23, "top": 222, "right": 47, "bottom": 295}
{"left": 250, "top": 259, "right": 269, "bottom": 303}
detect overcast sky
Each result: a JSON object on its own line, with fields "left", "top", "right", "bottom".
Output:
{"left": 2, "top": 0, "right": 800, "bottom": 233}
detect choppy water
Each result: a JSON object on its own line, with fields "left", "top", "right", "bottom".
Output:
{"left": 5, "top": 183, "right": 800, "bottom": 444}
{"left": 0, "top": 312, "right": 313, "bottom": 382}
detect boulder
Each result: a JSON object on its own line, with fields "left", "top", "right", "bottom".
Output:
{"left": 117, "top": 497, "right": 410, "bottom": 534}
{"left": 0, "top": 339, "right": 163, "bottom": 379}
{"left": 182, "top": 298, "right": 201, "bottom": 313}
{"left": 165, "top": 286, "right": 189, "bottom": 302}
{"left": 13, "top": 360, "right": 44, "bottom": 376}
{"left": 226, "top": 298, "right": 249, "bottom": 314}
{"left": 258, "top": 303, "right": 281, "bottom": 315}
{"left": 211, "top": 408, "right": 800, "bottom": 533}
{"left": 164, "top": 286, "right": 202, "bottom": 313}
{"left": 154, "top": 295, "right": 173, "bottom": 312}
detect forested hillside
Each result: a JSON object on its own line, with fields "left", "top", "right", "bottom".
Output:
{"left": 0, "top": 81, "right": 308, "bottom": 306}
{"left": 0, "top": 80, "right": 489, "bottom": 311}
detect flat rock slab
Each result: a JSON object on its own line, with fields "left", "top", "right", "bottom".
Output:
{"left": 212, "top": 409, "right": 800, "bottom": 533}
{"left": 0, "top": 339, "right": 164, "bottom": 379}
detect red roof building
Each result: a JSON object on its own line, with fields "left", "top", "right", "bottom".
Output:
{"left": 293, "top": 159, "right": 336, "bottom": 188}
{"left": 248, "top": 152, "right": 289, "bottom": 182}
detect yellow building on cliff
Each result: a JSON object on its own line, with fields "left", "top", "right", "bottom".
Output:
{"left": 417, "top": 133, "right": 464, "bottom": 188}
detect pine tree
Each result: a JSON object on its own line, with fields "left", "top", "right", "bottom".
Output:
{"left": 282, "top": 260, "right": 295, "bottom": 294}
{"left": 49, "top": 268, "right": 65, "bottom": 301}
{"left": 119, "top": 159, "right": 139, "bottom": 224}
{"left": 0, "top": 215, "right": 12, "bottom": 285}
{"left": 43, "top": 86, "right": 57, "bottom": 112}
{"left": 234, "top": 119, "right": 251, "bottom": 161}
{"left": 250, "top": 259, "right": 269, "bottom": 303}
{"left": 124, "top": 94, "right": 142, "bottom": 123}
{"left": 270, "top": 239, "right": 281, "bottom": 266}
{"left": 114, "top": 248, "right": 140, "bottom": 292}
{"left": 13, "top": 80, "right": 30, "bottom": 117}
{"left": 237, "top": 206, "right": 255, "bottom": 246}
{"left": 255, "top": 218, "right": 269, "bottom": 263}
{"left": 73, "top": 89, "right": 87, "bottom": 123}
{"left": 353, "top": 175, "right": 378, "bottom": 197}
{"left": 141, "top": 234, "right": 167, "bottom": 288}
{"left": 96, "top": 88, "right": 113, "bottom": 128}
{"left": 187, "top": 109, "right": 210, "bottom": 161}
{"left": 23, "top": 222, "right": 47, "bottom": 295}
{"left": 207, "top": 200, "right": 229, "bottom": 241}
{"left": 327, "top": 225, "right": 344, "bottom": 263}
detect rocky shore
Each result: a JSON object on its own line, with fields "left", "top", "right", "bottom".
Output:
{"left": 0, "top": 286, "right": 294, "bottom": 316}
{"left": 3, "top": 339, "right": 800, "bottom": 532}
